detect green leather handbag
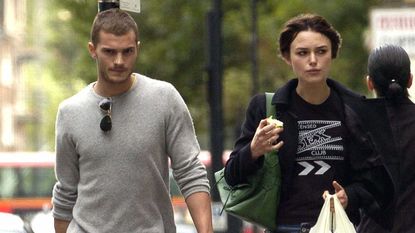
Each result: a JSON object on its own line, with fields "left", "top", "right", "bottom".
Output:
{"left": 214, "top": 92, "right": 281, "bottom": 230}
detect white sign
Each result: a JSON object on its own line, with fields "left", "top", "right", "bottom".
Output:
{"left": 370, "top": 8, "right": 415, "bottom": 56}
{"left": 120, "top": 0, "right": 140, "bottom": 13}
{"left": 370, "top": 8, "right": 415, "bottom": 99}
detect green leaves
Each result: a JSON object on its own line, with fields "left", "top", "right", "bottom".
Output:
{"left": 41, "top": 0, "right": 380, "bottom": 149}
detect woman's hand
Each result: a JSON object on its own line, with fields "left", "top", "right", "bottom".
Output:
{"left": 323, "top": 180, "right": 348, "bottom": 209}
{"left": 250, "top": 119, "right": 284, "bottom": 160}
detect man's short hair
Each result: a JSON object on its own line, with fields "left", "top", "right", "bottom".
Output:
{"left": 90, "top": 8, "right": 139, "bottom": 46}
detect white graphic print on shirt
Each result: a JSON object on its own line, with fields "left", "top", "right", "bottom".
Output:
{"left": 296, "top": 120, "right": 344, "bottom": 176}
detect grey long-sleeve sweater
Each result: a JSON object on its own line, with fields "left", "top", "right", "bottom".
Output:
{"left": 52, "top": 74, "right": 210, "bottom": 233}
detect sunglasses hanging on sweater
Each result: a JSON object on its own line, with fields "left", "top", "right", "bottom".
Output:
{"left": 99, "top": 98, "right": 112, "bottom": 132}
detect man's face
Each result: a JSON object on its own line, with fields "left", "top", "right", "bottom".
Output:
{"left": 88, "top": 30, "right": 139, "bottom": 84}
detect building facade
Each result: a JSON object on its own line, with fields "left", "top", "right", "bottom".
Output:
{"left": 0, "top": 0, "right": 28, "bottom": 151}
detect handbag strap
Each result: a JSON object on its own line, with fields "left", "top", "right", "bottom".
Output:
{"left": 214, "top": 174, "right": 232, "bottom": 215}
{"left": 265, "top": 92, "right": 278, "bottom": 163}
{"left": 265, "top": 92, "right": 276, "bottom": 119}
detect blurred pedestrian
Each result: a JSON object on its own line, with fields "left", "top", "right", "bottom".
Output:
{"left": 52, "top": 8, "right": 213, "bottom": 233}
{"left": 358, "top": 44, "right": 414, "bottom": 233}
{"left": 224, "top": 13, "right": 393, "bottom": 233}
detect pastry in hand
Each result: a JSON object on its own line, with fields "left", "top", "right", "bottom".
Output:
{"left": 267, "top": 116, "right": 283, "bottom": 128}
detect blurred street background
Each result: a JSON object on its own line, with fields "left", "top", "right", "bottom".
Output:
{"left": 1, "top": 0, "right": 415, "bottom": 232}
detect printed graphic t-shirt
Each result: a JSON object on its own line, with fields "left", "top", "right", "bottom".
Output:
{"left": 277, "top": 90, "right": 348, "bottom": 224}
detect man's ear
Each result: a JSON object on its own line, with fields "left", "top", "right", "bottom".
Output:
{"left": 408, "top": 73, "right": 413, "bottom": 89}
{"left": 88, "top": 42, "right": 97, "bottom": 59}
{"left": 366, "top": 75, "right": 375, "bottom": 91}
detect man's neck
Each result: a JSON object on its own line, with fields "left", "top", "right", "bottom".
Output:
{"left": 94, "top": 74, "right": 136, "bottom": 97}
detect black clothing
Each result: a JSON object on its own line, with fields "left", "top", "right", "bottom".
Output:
{"left": 276, "top": 90, "right": 348, "bottom": 223}
{"left": 358, "top": 97, "right": 415, "bottom": 233}
{"left": 224, "top": 79, "right": 394, "bottom": 228}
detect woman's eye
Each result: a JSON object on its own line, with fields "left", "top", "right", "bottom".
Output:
{"left": 317, "top": 49, "right": 328, "bottom": 54}
{"left": 297, "top": 51, "right": 307, "bottom": 56}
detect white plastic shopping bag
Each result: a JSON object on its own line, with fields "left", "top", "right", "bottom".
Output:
{"left": 309, "top": 194, "right": 356, "bottom": 233}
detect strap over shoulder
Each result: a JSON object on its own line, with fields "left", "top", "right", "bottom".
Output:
{"left": 265, "top": 92, "right": 276, "bottom": 118}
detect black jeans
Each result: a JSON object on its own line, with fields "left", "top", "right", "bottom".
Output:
{"left": 265, "top": 223, "right": 311, "bottom": 233}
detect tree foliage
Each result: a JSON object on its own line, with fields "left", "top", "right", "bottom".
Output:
{"left": 44, "top": 0, "right": 382, "bottom": 149}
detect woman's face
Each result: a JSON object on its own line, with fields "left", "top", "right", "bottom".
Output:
{"left": 284, "top": 30, "right": 332, "bottom": 86}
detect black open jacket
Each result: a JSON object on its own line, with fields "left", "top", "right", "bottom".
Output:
{"left": 224, "top": 78, "right": 395, "bottom": 228}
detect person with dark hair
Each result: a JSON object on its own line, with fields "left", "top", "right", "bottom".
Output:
{"left": 224, "top": 13, "right": 393, "bottom": 233}
{"left": 52, "top": 9, "right": 213, "bottom": 233}
{"left": 358, "top": 45, "right": 414, "bottom": 233}
{"left": 367, "top": 45, "right": 412, "bottom": 101}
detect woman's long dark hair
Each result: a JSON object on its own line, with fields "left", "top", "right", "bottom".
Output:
{"left": 368, "top": 45, "right": 411, "bottom": 102}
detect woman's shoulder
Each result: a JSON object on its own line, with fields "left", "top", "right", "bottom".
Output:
{"left": 327, "top": 79, "right": 363, "bottom": 100}
{"left": 247, "top": 93, "right": 267, "bottom": 112}
{"left": 250, "top": 93, "right": 266, "bottom": 103}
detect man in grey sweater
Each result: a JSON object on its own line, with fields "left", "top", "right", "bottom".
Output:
{"left": 52, "top": 9, "right": 213, "bottom": 233}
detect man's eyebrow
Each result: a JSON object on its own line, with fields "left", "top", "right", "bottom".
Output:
{"left": 100, "top": 46, "right": 135, "bottom": 51}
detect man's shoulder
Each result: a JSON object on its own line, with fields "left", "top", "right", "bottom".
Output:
{"left": 135, "top": 74, "right": 180, "bottom": 101}
{"left": 58, "top": 84, "right": 93, "bottom": 111}
{"left": 136, "top": 73, "right": 175, "bottom": 91}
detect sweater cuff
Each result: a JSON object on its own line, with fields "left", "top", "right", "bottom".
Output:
{"left": 239, "top": 143, "right": 264, "bottom": 174}
{"left": 52, "top": 185, "right": 75, "bottom": 221}
{"left": 52, "top": 203, "right": 73, "bottom": 221}
{"left": 344, "top": 183, "right": 360, "bottom": 212}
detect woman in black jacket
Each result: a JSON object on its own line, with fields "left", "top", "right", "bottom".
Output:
{"left": 224, "top": 14, "right": 394, "bottom": 233}
{"left": 358, "top": 45, "right": 414, "bottom": 233}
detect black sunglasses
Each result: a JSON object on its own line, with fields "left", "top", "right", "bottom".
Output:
{"left": 99, "top": 98, "right": 112, "bottom": 131}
